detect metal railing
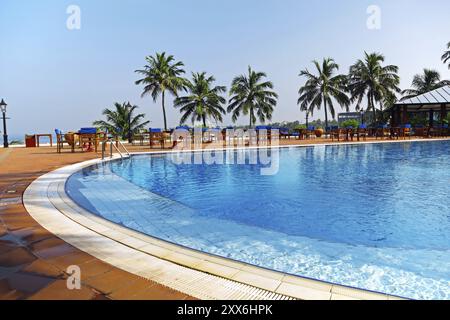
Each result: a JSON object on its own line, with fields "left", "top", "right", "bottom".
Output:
{"left": 101, "top": 138, "right": 130, "bottom": 160}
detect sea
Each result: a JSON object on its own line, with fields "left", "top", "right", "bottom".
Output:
{"left": 1, "top": 134, "right": 54, "bottom": 146}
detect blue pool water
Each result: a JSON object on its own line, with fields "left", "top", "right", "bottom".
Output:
{"left": 67, "top": 141, "right": 450, "bottom": 299}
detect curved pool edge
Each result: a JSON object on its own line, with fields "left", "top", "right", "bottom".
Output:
{"left": 23, "top": 146, "right": 416, "bottom": 300}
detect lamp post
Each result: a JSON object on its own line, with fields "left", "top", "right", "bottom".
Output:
{"left": 0, "top": 99, "right": 8, "bottom": 148}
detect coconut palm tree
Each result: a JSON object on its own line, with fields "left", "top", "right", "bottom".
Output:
{"left": 174, "top": 72, "right": 227, "bottom": 126}
{"left": 228, "top": 66, "right": 278, "bottom": 128}
{"left": 401, "top": 69, "right": 450, "bottom": 100}
{"left": 297, "top": 58, "right": 350, "bottom": 130}
{"left": 300, "top": 103, "right": 315, "bottom": 128}
{"left": 442, "top": 42, "right": 450, "bottom": 69}
{"left": 135, "top": 52, "right": 187, "bottom": 131}
{"left": 348, "top": 52, "right": 400, "bottom": 123}
{"left": 93, "top": 102, "right": 150, "bottom": 142}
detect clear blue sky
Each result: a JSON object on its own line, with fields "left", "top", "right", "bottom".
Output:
{"left": 1, "top": 0, "right": 449, "bottom": 135}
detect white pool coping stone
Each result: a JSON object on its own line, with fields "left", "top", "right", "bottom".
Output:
{"left": 24, "top": 138, "right": 447, "bottom": 300}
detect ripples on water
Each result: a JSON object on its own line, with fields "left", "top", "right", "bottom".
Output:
{"left": 68, "top": 141, "right": 450, "bottom": 299}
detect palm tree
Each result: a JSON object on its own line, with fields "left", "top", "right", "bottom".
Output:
{"left": 93, "top": 102, "right": 150, "bottom": 142}
{"left": 300, "top": 103, "right": 315, "bottom": 128}
{"left": 348, "top": 52, "right": 400, "bottom": 123}
{"left": 174, "top": 72, "right": 227, "bottom": 127}
{"left": 297, "top": 58, "right": 350, "bottom": 130}
{"left": 135, "top": 52, "right": 187, "bottom": 131}
{"left": 442, "top": 42, "right": 450, "bottom": 69}
{"left": 401, "top": 69, "right": 450, "bottom": 100}
{"left": 228, "top": 66, "right": 278, "bottom": 128}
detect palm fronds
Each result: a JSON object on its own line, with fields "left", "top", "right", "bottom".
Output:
{"left": 348, "top": 52, "right": 400, "bottom": 123}
{"left": 174, "top": 72, "right": 227, "bottom": 126}
{"left": 228, "top": 66, "right": 278, "bottom": 128}
{"left": 298, "top": 58, "right": 350, "bottom": 129}
{"left": 135, "top": 52, "right": 187, "bottom": 130}
{"left": 401, "top": 69, "right": 450, "bottom": 100}
{"left": 93, "top": 102, "right": 149, "bottom": 141}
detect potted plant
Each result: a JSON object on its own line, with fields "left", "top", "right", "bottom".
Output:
{"left": 314, "top": 127, "right": 324, "bottom": 137}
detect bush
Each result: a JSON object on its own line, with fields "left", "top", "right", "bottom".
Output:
{"left": 341, "top": 119, "right": 360, "bottom": 128}
{"left": 410, "top": 115, "right": 428, "bottom": 127}
{"left": 9, "top": 140, "right": 23, "bottom": 145}
{"left": 443, "top": 114, "right": 450, "bottom": 125}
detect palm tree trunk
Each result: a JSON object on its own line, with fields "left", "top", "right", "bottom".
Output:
{"left": 323, "top": 97, "right": 329, "bottom": 130}
{"left": 249, "top": 108, "right": 253, "bottom": 128}
{"left": 161, "top": 90, "right": 168, "bottom": 131}
{"left": 367, "top": 93, "right": 374, "bottom": 124}
{"left": 202, "top": 114, "right": 206, "bottom": 127}
{"left": 371, "top": 94, "right": 377, "bottom": 123}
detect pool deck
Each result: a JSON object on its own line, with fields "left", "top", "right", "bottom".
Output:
{"left": 2, "top": 137, "right": 449, "bottom": 299}
{"left": 0, "top": 147, "right": 194, "bottom": 300}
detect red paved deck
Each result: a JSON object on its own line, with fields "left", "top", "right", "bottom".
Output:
{"left": 0, "top": 147, "right": 194, "bottom": 300}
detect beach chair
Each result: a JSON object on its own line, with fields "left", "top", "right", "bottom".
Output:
{"left": 356, "top": 124, "right": 368, "bottom": 141}
{"left": 78, "top": 127, "right": 98, "bottom": 152}
{"left": 305, "top": 126, "right": 315, "bottom": 139}
{"left": 172, "top": 126, "right": 191, "bottom": 148}
{"left": 149, "top": 128, "right": 166, "bottom": 149}
{"left": 278, "top": 128, "right": 290, "bottom": 139}
{"left": 330, "top": 128, "right": 347, "bottom": 142}
{"left": 55, "top": 129, "right": 75, "bottom": 153}
{"left": 413, "top": 125, "right": 425, "bottom": 138}
{"left": 221, "top": 126, "right": 235, "bottom": 143}
{"left": 132, "top": 130, "right": 146, "bottom": 146}
{"left": 375, "top": 125, "right": 391, "bottom": 140}
{"left": 210, "top": 127, "right": 222, "bottom": 142}
{"left": 400, "top": 124, "right": 412, "bottom": 140}
{"left": 432, "top": 125, "right": 447, "bottom": 137}
{"left": 55, "top": 129, "right": 65, "bottom": 153}
{"left": 256, "top": 126, "right": 271, "bottom": 143}
{"left": 443, "top": 124, "right": 449, "bottom": 137}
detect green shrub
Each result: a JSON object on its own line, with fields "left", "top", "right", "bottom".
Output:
{"left": 341, "top": 119, "right": 360, "bottom": 128}
{"left": 443, "top": 114, "right": 450, "bottom": 125}
{"left": 9, "top": 140, "right": 23, "bottom": 145}
{"left": 410, "top": 115, "right": 428, "bottom": 127}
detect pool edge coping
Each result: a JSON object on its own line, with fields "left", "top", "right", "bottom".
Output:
{"left": 23, "top": 138, "right": 444, "bottom": 300}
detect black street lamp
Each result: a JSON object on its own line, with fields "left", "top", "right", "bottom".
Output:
{"left": 0, "top": 99, "right": 8, "bottom": 148}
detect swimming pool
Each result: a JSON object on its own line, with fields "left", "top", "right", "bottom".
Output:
{"left": 66, "top": 141, "right": 450, "bottom": 299}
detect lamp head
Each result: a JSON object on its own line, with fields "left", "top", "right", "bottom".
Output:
{"left": 0, "top": 99, "right": 7, "bottom": 113}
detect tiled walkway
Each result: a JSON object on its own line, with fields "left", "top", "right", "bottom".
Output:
{"left": 0, "top": 147, "right": 194, "bottom": 300}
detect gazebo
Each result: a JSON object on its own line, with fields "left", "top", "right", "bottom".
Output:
{"left": 389, "top": 85, "right": 450, "bottom": 127}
